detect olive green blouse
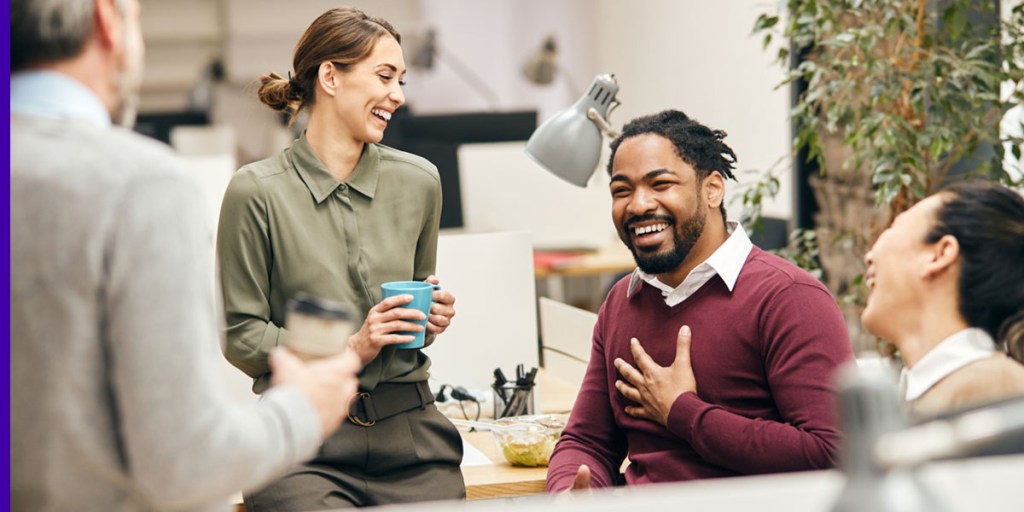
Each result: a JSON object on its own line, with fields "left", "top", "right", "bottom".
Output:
{"left": 217, "top": 133, "right": 442, "bottom": 393}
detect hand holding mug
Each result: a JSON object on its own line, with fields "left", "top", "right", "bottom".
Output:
{"left": 347, "top": 292, "right": 426, "bottom": 365}
{"left": 424, "top": 275, "right": 456, "bottom": 336}
{"left": 379, "top": 280, "right": 446, "bottom": 349}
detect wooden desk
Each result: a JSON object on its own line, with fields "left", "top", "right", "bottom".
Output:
{"left": 461, "top": 431, "right": 549, "bottom": 500}
{"left": 533, "top": 245, "right": 635, "bottom": 279}
{"left": 534, "top": 245, "right": 634, "bottom": 308}
{"left": 534, "top": 368, "right": 579, "bottom": 414}
{"left": 233, "top": 372, "right": 580, "bottom": 507}
{"left": 459, "top": 370, "right": 579, "bottom": 500}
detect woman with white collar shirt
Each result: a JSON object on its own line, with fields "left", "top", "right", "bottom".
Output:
{"left": 862, "top": 181, "right": 1024, "bottom": 419}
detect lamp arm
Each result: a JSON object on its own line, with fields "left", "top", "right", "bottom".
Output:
{"left": 437, "top": 43, "right": 501, "bottom": 110}
{"left": 587, "top": 107, "right": 620, "bottom": 139}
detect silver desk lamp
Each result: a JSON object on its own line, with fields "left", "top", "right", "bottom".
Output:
{"left": 524, "top": 73, "right": 620, "bottom": 187}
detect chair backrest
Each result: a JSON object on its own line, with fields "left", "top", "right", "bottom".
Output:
{"left": 170, "top": 124, "right": 236, "bottom": 157}
{"left": 538, "top": 297, "right": 596, "bottom": 385}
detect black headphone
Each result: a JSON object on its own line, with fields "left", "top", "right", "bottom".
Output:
{"left": 436, "top": 384, "right": 481, "bottom": 422}
{"left": 436, "top": 384, "right": 475, "bottom": 403}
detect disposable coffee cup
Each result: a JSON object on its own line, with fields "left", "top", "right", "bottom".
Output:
{"left": 380, "top": 281, "right": 441, "bottom": 349}
{"left": 284, "top": 293, "right": 355, "bottom": 360}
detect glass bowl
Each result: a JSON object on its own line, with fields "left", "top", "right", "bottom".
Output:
{"left": 491, "top": 414, "right": 567, "bottom": 467}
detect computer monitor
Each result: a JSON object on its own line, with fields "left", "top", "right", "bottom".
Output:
{"left": 380, "top": 108, "right": 537, "bottom": 228}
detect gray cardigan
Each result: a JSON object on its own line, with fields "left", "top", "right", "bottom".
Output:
{"left": 11, "top": 114, "right": 322, "bottom": 511}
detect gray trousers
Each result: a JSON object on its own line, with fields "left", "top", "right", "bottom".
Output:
{"left": 245, "top": 403, "right": 465, "bottom": 510}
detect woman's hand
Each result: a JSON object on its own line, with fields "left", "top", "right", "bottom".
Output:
{"left": 347, "top": 294, "right": 425, "bottom": 365}
{"left": 424, "top": 275, "right": 456, "bottom": 335}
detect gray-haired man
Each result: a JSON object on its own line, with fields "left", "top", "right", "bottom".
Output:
{"left": 11, "top": 1, "right": 362, "bottom": 510}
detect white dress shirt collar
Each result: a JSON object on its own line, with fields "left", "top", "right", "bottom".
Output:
{"left": 902, "top": 327, "right": 997, "bottom": 401}
{"left": 11, "top": 71, "right": 111, "bottom": 127}
{"left": 626, "top": 221, "right": 754, "bottom": 307}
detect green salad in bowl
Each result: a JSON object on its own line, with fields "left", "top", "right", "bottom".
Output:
{"left": 491, "top": 414, "right": 567, "bottom": 467}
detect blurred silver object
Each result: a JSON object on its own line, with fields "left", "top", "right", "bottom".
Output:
{"left": 831, "top": 363, "right": 945, "bottom": 512}
{"left": 875, "top": 397, "right": 1024, "bottom": 468}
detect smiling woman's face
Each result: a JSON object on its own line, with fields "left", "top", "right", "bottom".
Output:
{"left": 861, "top": 194, "right": 946, "bottom": 341}
{"left": 327, "top": 34, "right": 406, "bottom": 144}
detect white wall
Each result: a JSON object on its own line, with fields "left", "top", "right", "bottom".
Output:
{"left": 407, "top": 0, "right": 597, "bottom": 122}
{"left": 593, "top": 0, "right": 793, "bottom": 220}
{"left": 221, "top": 0, "right": 422, "bottom": 85}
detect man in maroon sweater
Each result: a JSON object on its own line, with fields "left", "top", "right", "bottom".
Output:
{"left": 546, "top": 110, "right": 853, "bottom": 492}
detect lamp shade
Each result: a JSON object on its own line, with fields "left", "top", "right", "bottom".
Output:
{"left": 524, "top": 74, "right": 619, "bottom": 187}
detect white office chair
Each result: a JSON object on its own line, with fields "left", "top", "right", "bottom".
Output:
{"left": 538, "top": 297, "right": 596, "bottom": 386}
{"left": 170, "top": 124, "right": 237, "bottom": 158}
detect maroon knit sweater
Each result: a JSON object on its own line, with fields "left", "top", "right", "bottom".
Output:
{"left": 547, "top": 246, "right": 853, "bottom": 491}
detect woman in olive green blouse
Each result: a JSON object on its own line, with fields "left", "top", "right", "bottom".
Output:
{"left": 216, "top": 7, "right": 463, "bottom": 510}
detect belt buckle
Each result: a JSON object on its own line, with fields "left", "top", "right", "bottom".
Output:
{"left": 348, "top": 392, "right": 376, "bottom": 427}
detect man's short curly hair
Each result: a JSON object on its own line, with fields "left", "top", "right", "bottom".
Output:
{"left": 607, "top": 110, "right": 738, "bottom": 222}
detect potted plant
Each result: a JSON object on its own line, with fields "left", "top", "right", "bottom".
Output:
{"left": 745, "top": 0, "right": 1024, "bottom": 353}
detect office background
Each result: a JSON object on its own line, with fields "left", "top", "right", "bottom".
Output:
{"left": 135, "top": 0, "right": 799, "bottom": 241}
{"left": 135, "top": 0, "right": 1023, "bottom": 236}
{"left": 132, "top": 0, "right": 1021, "bottom": 401}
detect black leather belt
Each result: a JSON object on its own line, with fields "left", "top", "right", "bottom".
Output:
{"left": 348, "top": 381, "right": 434, "bottom": 427}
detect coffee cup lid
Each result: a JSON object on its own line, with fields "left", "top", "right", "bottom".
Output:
{"left": 286, "top": 293, "right": 354, "bottom": 321}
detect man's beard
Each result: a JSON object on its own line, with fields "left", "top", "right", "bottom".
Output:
{"left": 623, "top": 206, "right": 707, "bottom": 276}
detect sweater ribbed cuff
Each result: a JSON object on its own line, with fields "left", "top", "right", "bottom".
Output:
{"left": 667, "top": 391, "right": 705, "bottom": 442}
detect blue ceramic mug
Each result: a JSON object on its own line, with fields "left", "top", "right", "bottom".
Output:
{"left": 380, "top": 281, "right": 441, "bottom": 349}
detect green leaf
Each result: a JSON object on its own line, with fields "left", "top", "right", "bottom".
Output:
{"left": 752, "top": 14, "right": 779, "bottom": 34}
{"left": 943, "top": 4, "right": 968, "bottom": 42}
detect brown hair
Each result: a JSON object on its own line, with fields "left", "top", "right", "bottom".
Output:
{"left": 257, "top": 7, "right": 401, "bottom": 125}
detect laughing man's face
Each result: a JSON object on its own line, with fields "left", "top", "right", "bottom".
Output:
{"left": 609, "top": 133, "right": 708, "bottom": 278}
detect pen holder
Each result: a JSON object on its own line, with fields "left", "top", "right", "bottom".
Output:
{"left": 493, "top": 383, "right": 535, "bottom": 419}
